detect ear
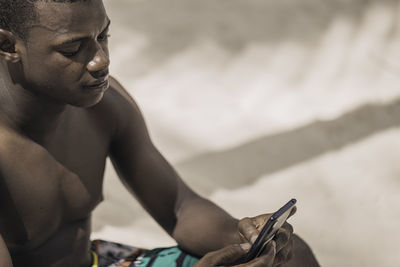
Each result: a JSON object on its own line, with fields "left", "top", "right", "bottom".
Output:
{"left": 0, "top": 29, "right": 21, "bottom": 63}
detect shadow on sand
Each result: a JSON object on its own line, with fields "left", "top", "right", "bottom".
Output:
{"left": 176, "top": 99, "right": 400, "bottom": 195}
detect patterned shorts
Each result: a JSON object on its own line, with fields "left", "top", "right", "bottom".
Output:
{"left": 91, "top": 240, "right": 199, "bottom": 267}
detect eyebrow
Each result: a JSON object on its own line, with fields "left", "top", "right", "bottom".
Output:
{"left": 57, "top": 19, "right": 111, "bottom": 45}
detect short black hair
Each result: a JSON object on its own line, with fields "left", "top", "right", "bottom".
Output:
{"left": 0, "top": 0, "right": 89, "bottom": 39}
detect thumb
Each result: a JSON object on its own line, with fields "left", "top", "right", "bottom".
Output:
{"left": 236, "top": 241, "right": 276, "bottom": 267}
{"left": 246, "top": 241, "right": 276, "bottom": 267}
{"left": 208, "top": 243, "right": 250, "bottom": 265}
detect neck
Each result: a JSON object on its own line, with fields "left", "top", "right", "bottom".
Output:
{"left": 0, "top": 61, "right": 66, "bottom": 141}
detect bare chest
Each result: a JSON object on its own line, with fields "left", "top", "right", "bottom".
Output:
{"left": 0, "top": 112, "right": 111, "bottom": 249}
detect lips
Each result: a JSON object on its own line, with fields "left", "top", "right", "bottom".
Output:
{"left": 83, "top": 79, "right": 109, "bottom": 90}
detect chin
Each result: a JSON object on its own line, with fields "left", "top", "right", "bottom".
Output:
{"left": 70, "top": 92, "right": 105, "bottom": 108}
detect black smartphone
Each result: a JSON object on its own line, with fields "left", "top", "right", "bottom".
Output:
{"left": 233, "top": 198, "right": 297, "bottom": 265}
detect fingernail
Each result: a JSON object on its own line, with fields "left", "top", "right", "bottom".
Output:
{"left": 240, "top": 243, "right": 251, "bottom": 251}
{"left": 250, "top": 235, "right": 258, "bottom": 244}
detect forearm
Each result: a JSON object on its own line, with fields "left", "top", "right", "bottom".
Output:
{"left": 172, "top": 195, "right": 242, "bottom": 256}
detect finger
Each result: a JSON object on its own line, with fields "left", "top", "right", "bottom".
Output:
{"left": 282, "top": 222, "right": 294, "bottom": 235}
{"left": 207, "top": 244, "right": 250, "bottom": 265}
{"left": 288, "top": 206, "right": 297, "bottom": 219}
{"left": 275, "top": 236, "right": 294, "bottom": 266}
{"left": 274, "top": 223, "right": 293, "bottom": 252}
{"left": 251, "top": 214, "right": 271, "bottom": 230}
{"left": 275, "top": 246, "right": 289, "bottom": 265}
{"left": 287, "top": 247, "right": 294, "bottom": 261}
{"left": 274, "top": 229, "right": 290, "bottom": 252}
{"left": 238, "top": 217, "right": 260, "bottom": 244}
{"left": 237, "top": 241, "right": 276, "bottom": 267}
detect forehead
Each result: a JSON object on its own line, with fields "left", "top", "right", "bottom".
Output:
{"left": 30, "top": 0, "right": 107, "bottom": 39}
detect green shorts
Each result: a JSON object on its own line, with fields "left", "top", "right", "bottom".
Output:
{"left": 91, "top": 240, "right": 199, "bottom": 267}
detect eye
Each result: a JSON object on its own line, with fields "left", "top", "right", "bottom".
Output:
{"left": 58, "top": 43, "right": 82, "bottom": 58}
{"left": 97, "top": 33, "right": 110, "bottom": 42}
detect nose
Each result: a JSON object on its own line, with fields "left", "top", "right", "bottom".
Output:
{"left": 87, "top": 45, "right": 110, "bottom": 78}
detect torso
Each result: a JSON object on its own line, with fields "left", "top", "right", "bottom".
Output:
{"left": 0, "top": 88, "right": 119, "bottom": 267}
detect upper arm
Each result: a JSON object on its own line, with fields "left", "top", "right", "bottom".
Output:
{"left": 0, "top": 234, "right": 12, "bottom": 267}
{"left": 107, "top": 77, "right": 197, "bottom": 234}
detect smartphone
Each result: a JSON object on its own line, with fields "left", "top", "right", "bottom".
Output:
{"left": 233, "top": 198, "right": 297, "bottom": 265}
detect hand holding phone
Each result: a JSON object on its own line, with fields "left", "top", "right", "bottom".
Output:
{"left": 233, "top": 199, "right": 297, "bottom": 265}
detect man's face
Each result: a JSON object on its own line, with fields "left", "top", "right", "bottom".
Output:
{"left": 16, "top": 0, "right": 110, "bottom": 107}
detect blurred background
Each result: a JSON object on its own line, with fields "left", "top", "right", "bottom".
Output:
{"left": 92, "top": 0, "right": 400, "bottom": 266}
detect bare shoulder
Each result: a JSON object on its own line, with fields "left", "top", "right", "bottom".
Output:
{"left": 0, "top": 125, "right": 65, "bottom": 174}
{"left": 94, "top": 76, "right": 147, "bottom": 141}
{"left": 0, "top": 126, "right": 19, "bottom": 169}
{"left": 100, "top": 76, "right": 141, "bottom": 112}
{"left": 0, "top": 233, "right": 12, "bottom": 267}
{"left": 108, "top": 76, "right": 137, "bottom": 106}
{"left": 0, "top": 125, "right": 36, "bottom": 161}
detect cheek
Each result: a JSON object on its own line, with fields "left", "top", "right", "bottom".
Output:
{"left": 28, "top": 56, "right": 86, "bottom": 86}
{"left": 51, "top": 54, "right": 87, "bottom": 79}
{"left": 58, "top": 61, "right": 86, "bottom": 82}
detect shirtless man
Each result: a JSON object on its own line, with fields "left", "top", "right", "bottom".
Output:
{"left": 0, "top": 1, "right": 320, "bottom": 266}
